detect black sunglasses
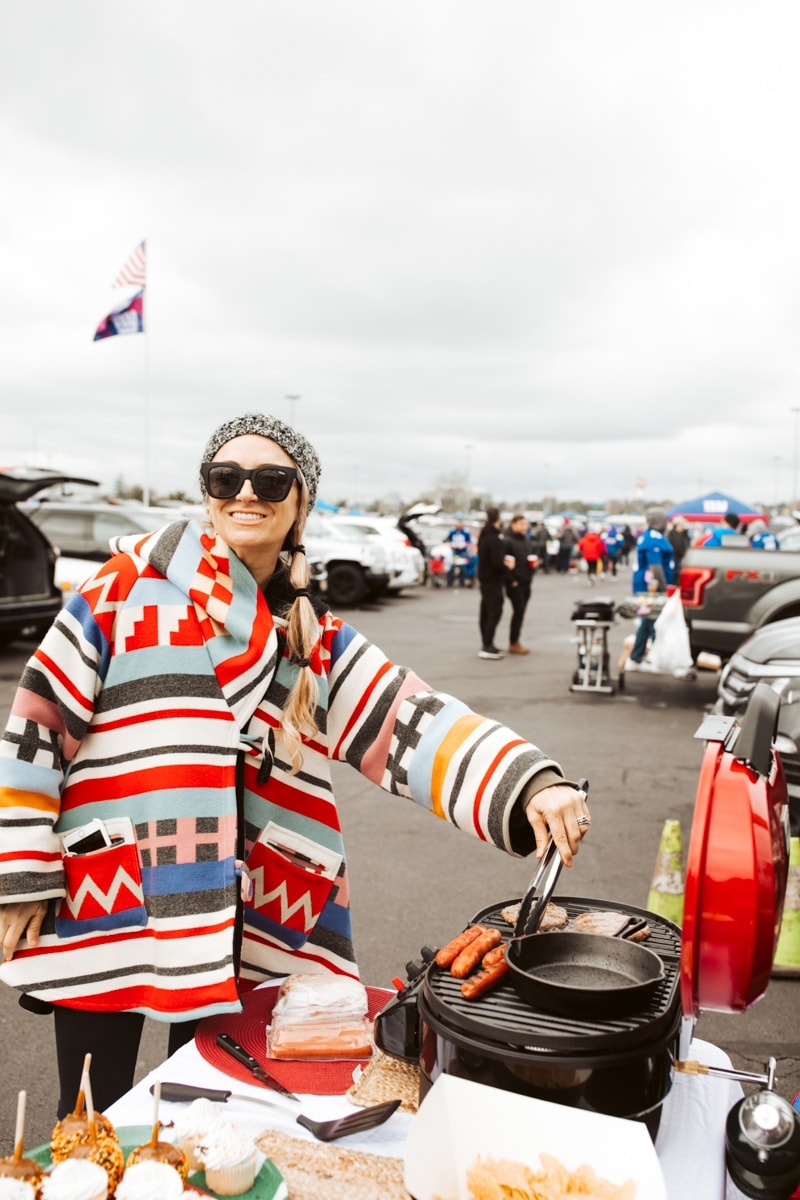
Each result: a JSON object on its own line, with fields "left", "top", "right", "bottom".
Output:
{"left": 201, "top": 461, "right": 300, "bottom": 502}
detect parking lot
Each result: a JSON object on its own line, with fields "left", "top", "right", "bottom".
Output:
{"left": 1, "top": 564, "right": 798, "bottom": 1145}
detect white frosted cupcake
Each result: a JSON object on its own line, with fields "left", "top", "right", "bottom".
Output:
{"left": 196, "top": 1124, "right": 258, "bottom": 1195}
{"left": 115, "top": 1160, "right": 184, "bottom": 1200}
{"left": 41, "top": 1158, "right": 108, "bottom": 1200}
{"left": 0, "top": 1180, "right": 36, "bottom": 1200}
{"left": 173, "top": 1096, "right": 227, "bottom": 1170}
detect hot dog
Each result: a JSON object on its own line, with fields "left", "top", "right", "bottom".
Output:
{"left": 461, "top": 957, "right": 510, "bottom": 999}
{"left": 450, "top": 928, "right": 503, "bottom": 978}
{"left": 434, "top": 925, "right": 487, "bottom": 968}
{"left": 481, "top": 943, "right": 507, "bottom": 968}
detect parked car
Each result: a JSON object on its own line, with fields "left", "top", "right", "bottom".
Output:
{"left": 304, "top": 512, "right": 390, "bottom": 607}
{"left": 331, "top": 515, "right": 425, "bottom": 591}
{"left": 23, "top": 501, "right": 185, "bottom": 598}
{"left": 714, "top": 616, "right": 800, "bottom": 834}
{"left": 0, "top": 468, "right": 98, "bottom": 648}
{"left": 25, "top": 500, "right": 327, "bottom": 601}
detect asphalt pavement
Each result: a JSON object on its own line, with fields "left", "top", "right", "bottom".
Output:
{"left": 1, "top": 563, "right": 798, "bottom": 1149}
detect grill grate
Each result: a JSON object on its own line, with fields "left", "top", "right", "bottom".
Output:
{"left": 422, "top": 895, "right": 682, "bottom": 1054}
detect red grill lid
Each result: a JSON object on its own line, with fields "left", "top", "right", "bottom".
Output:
{"left": 680, "top": 712, "right": 790, "bottom": 1019}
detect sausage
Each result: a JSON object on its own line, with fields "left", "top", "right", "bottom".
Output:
{"left": 434, "top": 925, "right": 487, "bottom": 968}
{"left": 461, "top": 957, "right": 510, "bottom": 999}
{"left": 450, "top": 928, "right": 503, "bottom": 978}
{"left": 481, "top": 943, "right": 507, "bottom": 968}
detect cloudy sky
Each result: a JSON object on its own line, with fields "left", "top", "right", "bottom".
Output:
{"left": 3, "top": 2, "right": 800, "bottom": 511}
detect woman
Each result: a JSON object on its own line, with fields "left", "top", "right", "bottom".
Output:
{"left": 0, "top": 413, "right": 590, "bottom": 1114}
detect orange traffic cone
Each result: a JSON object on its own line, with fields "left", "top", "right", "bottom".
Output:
{"left": 772, "top": 836, "right": 800, "bottom": 977}
{"left": 646, "top": 819, "right": 684, "bottom": 926}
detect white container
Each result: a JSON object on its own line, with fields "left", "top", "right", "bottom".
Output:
{"left": 404, "top": 1074, "right": 666, "bottom": 1200}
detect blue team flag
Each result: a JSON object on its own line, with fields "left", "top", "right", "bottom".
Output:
{"left": 93, "top": 289, "right": 144, "bottom": 341}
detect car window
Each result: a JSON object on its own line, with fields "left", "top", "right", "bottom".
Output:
{"left": 34, "top": 509, "right": 93, "bottom": 553}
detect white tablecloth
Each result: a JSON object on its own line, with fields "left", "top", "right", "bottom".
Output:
{"left": 107, "top": 1034, "right": 747, "bottom": 1198}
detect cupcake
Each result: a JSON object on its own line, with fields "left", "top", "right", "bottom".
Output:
{"left": 41, "top": 1158, "right": 108, "bottom": 1200}
{"left": 0, "top": 1180, "right": 36, "bottom": 1200}
{"left": 196, "top": 1124, "right": 258, "bottom": 1196}
{"left": 172, "top": 1098, "right": 227, "bottom": 1171}
{"left": 50, "top": 1113, "right": 117, "bottom": 1165}
{"left": 0, "top": 1156, "right": 43, "bottom": 1199}
{"left": 124, "top": 1139, "right": 188, "bottom": 1184}
{"left": 115, "top": 1161, "right": 184, "bottom": 1200}
{"left": 65, "top": 1139, "right": 124, "bottom": 1196}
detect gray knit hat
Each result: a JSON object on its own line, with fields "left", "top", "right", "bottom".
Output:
{"left": 200, "top": 413, "right": 321, "bottom": 508}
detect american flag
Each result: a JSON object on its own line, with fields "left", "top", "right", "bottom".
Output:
{"left": 112, "top": 240, "right": 146, "bottom": 289}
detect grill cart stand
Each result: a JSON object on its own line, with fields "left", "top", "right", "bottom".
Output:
{"left": 569, "top": 597, "right": 616, "bottom": 696}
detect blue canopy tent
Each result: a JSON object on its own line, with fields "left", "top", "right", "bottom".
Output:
{"left": 666, "top": 490, "right": 765, "bottom": 525}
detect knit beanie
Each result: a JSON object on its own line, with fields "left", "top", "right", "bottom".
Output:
{"left": 200, "top": 413, "right": 321, "bottom": 509}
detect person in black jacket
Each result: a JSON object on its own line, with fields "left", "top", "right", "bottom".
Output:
{"left": 477, "top": 507, "right": 508, "bottom": 659}
{"left": 504, "top": 514, "right": 537, "bottom": 654}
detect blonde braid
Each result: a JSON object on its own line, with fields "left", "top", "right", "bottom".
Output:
{"left": 280, "top": 484, "right": 320, "bottom": 774}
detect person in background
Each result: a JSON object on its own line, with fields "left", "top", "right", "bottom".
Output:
{"left": 556, "top": 520, "right": 577, "bottom": 573}
{"left": 504, "top": 514, "right": 537, "bottom": 655}
{"left": 747, "top": 518, "right": 779, "bottom": 550}
{"left": 528, "top": 521, "right": 550, "bottom": 574}
{"left": 0, "top": 413, "right": 590, "bottom": 1119}
{"left": 626, "top": 508, "right": 676, "bottom": 670}
{"left": 620, "top": 524, "right": 637, "bottom": 566}
{"left": 602, "top": 524, "right": 623, "bottom": 576}
{"left": 445, "top": 517, "right": 477, "bottom": 587}
{"left": 577, "top": 525, "right": 606, "bottom": 585}
{"left": 699, "top": 511, "right": 742, "bottom": 547}
{"left": 477, "top": 506, "right": 508, "bottom": 659}
{"left": 667, "top": 518, "right": 691, "bottom": 572}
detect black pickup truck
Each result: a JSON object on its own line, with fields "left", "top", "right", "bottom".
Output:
{"left": 679, "top": 536, "right": 800, "bottom": 661}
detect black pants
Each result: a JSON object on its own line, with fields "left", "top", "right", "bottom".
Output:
{"left": 479, "top": 581, "right": 504, "bottom": 649}
{"left": 53, "top": 1007, "right": 199, "bottom": 1118}
{"left": 507, "top": 583, "right": 531, "bottom": 645}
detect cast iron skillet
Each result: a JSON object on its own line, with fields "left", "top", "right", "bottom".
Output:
{"left": 507, "top": 780, "right": 665, "bottom": 1017}
{"left": 505, "top": 928, "right": 665, "bottom": 1017}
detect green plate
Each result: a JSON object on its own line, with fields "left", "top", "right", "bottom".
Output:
{"left": 30, "top": 1125, "right": 288, "bottom": 1200}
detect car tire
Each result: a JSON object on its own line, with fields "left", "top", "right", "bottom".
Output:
{"left": 326, "top": 564, "right": 368, "bottom": 608}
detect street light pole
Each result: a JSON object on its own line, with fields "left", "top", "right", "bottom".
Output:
{"left": 792, "top": 407, "right": 800, "bottom": 511}
{"left": 286, "top": 394, "right": 301, "bottom": 426}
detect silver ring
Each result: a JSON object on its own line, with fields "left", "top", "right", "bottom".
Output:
{"left": 577, "top": 816, "right": 591, "bottom": 827}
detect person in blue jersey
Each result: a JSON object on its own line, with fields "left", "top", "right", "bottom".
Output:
{"left": 701, "top": 511, "right": 741, "bottom": 547}
{"left": 626, "top": 508, "right": 676, "bottom": 669}
{"left": 445, "top": 517, "right": 477, "bottom": 586}
{"left": 747, "top": 519, "right": 779, "bottom": 550}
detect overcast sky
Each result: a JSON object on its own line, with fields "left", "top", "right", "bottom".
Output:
{"left": 2, "top": 2, "right": 800, "bottom": 511}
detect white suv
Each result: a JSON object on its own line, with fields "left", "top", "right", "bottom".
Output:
{"left": 304, "top": 512, "right": 391, "bottom": 607}
{"left": 330, "top": 515, "right": 425, "bottom": 591}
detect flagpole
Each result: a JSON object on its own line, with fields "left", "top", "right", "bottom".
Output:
{"left": 142, "top": 285, "right": 150, "bottom": 507}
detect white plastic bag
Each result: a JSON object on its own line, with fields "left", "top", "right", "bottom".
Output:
{"left": 648, "top": 591, "right": 693, "bottom": 673}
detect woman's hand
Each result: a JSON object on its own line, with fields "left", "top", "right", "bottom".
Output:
{"left": 0, "top": 901, "right": 47, "bottom": 961}
{"left": 525, "top": 784, "right": 591, "bottom": 867}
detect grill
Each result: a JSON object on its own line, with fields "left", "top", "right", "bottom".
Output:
{"left": 424, "top": 896, "right": 681, "bottom": 1054}
{"left": 415, "top": 896, "right": 683, "bottom": 1136}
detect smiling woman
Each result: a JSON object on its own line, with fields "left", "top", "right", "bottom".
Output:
{"left": 0, "top": 410, "right": 589, "bottom": 1130}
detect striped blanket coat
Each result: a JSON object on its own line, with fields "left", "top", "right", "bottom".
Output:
{"left": 0, "top": 520, "right": 561, "bottom": 1021}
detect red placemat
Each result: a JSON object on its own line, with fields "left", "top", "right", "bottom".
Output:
{"left": 195, "top": 984, "right": 394, "bottom": 1095}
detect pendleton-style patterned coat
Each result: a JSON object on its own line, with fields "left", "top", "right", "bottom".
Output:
{"left": 0, "top": 520, "right": 561, "bottom": 1021}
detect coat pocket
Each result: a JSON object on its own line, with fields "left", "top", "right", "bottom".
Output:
{"left": 56, "top": 817, "right": 147, "bottom": 937}
{"left": 244, "top": 822, "right": 343, "bottom": 950}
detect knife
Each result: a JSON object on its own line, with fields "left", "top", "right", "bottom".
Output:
{"left": 214, "top": 1033, "right": 300, "bottom": 1101}
{"left": 155, "top": 1081, "right": 298, "bottom": 1112}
